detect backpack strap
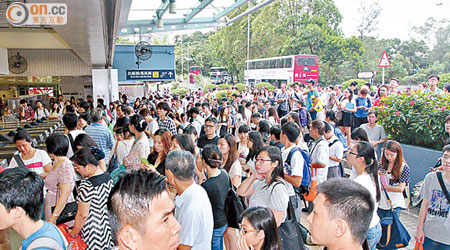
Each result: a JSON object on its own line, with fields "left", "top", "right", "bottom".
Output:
{"left": 328, "top": 138, "right": 339, "bottom": 148}
{"left": 14, "top": 154, "right": 27, "bottom": 169}
{"left": 67, "top": 133, "right": 75, "bottom": 154}
{"left": 437, "top": 172, "right": 450, "bottom": 205}
{"left": 26, "top": 237, "right": 65, "bottom": 250}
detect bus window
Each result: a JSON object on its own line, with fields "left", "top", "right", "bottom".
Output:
{"left": 269, "top": 60, "right": 276, "bottom": 69}
{"left": 256, "top": 61, "right": 262, "bottom": 69}
{"left": 276, "top": 59, "right": 282, "bottom": 68}
{"left": 250, "top": 61, "right": 256, "bottom": 69}
{"left": 285, "top": 58, "right": 292, "bottom": 68}
{"left": 262, "top": 60, "right": 268, "bottom": 69}
{"left": 297, "top": 57, "right": 316, "bottom": 65}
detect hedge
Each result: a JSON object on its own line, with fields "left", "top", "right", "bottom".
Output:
{"left": 218, "top": 84, "right": 232, "bottom": 90}
{"left": 235, "top": 83, "right": 246, "bottom": 91}
{"left": 171, "top": 87, "right": 189, "bottom": 96}
{"left": 254, "top": 82, "right": 275, "bottom": 90}
{"left": 204, "top": 84, "right": 217, "bottom": 92}
{"left": 438, "top": 73, "right": 450, "bottom": 89}
{"left": 214, "top": 90, "right": 239, "bottom": 101}
{"left": 375, "top": 91, "right": 450, "bottom": 150}
{"left": 341, "top": 79, "right": 368, "bottom": 90}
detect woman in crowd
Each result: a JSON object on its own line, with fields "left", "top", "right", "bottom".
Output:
{"left": 340, "top": 88, "right": 357, "bottom": 147}
{"left": 267, "top": 107, "right": 280, "bottom": 125}
{"left": 238, "top": 125, "right": 251, "bottom": 165}
{"left": 140, "top": 108, "right": 159, "bottom": 151}
{"left": 44, "top": 134, "right": 76, "bottom": 225}
{"left": 346, "top": 141, "right": 381, "bottom": 250}
{"left": 235, "top": 105, "right": 248, "bottom": 139}
{"left": 198, "top": 145, "right": 230, "bottom": 250}
{"left": 237, "top": 146, "right": 292, "bottom": 227}
{"left": 49, "top": 103, "right": 61, "bottom": 119}
{"left": 70, "top": 147, "right": 114, "bottom": 249}
{"left": 77, "top": 113, "right": 90, "bottom": 130}
{"left": 9, "top": 129, "right": 52, "bottom": 178}
{"left": 219, "top": 105, "right": 234, "bottom": 137}
{"left": 123, "top": 115, "right": 150, "bottom": 171}
{"left": 110, "top": 126, "right": 133, "bottom": 167}
{"left": 74, "top": 134, "right": 107, "bottom": 172}
{"left": 258, "top": 120, "right": 272, "bottom": 144}
{"left": 238, "top": 206, "right": 281, "bottom": 250}
{"left": 146, "top": 128, "right": 172, "bottom": 175}
{"left": 378, "top": 140, "right": 411, "bottom": 216}
{"left": 171, "top": 134, "right": 195, "bottom": 154}
{"left": 34, "top": 101, "right": 49, "bottom": 120}
{"left": 373, "top": 85, "right": 389, "bottom": 107}
{"left": 244, "top": 131, "right": 265, "bottom": 175}
{"left": 351, "top": 127, "right": 370, "bottom": 143}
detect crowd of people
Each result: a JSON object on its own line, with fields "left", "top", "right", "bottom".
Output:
{"left": 0, "top": 73, "right": 449, "bottom": 250}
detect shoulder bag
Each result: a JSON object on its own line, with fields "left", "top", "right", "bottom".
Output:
{"left": 279, "top": 196, "right": 307, "bottom": 250}
{"left": 51, "top": 176, "right": 78, "bottom": 225}
{"left": 224, "top": 171, "right": 247, "bottom": 229}
{"left": 377, "top": 183, "right": 411, "bottom": 250}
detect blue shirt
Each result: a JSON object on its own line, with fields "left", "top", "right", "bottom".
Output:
{"left": 306, "top": 90, "right": 319, "bottom": 111}
{"left": 85, "top": 123, "right": 115, "bottom": 161}
{"left": 354, "top": 97, "right": 372, "bottom": 118}
{"left": 21, "top": 221, "right": 66, "bottom": 250}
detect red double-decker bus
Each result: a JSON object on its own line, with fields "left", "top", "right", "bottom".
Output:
{"left": 189, "top": 66, "right": 202, "bottom": 83}
{"left": 244, "top": 54, "right": 319, "bottom": 86}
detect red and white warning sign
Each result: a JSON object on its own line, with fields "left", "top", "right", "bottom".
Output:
{"left": 378, "top": 51, "right": 391, "bottom": 67}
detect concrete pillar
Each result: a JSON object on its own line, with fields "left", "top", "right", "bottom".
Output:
{"left": 0, "top": 47, "right": 8, "bottom": 75}
{"left": 92, "top": 68, "right": 118, "bottom": 106}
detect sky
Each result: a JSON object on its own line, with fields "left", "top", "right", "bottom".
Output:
{"left": 127, "top": 0, "right": 449, "bottom": 42}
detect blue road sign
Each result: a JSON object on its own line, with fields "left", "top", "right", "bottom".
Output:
{"left": 126, "top": 70, "right": 176, "bottom": 81}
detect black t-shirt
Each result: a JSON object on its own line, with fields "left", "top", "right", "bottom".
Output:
{"left": 201, "top": 171, "right": 230, "bottom": 229}
{"left": 197, "top": 135, "right": 219, "bottom": 149}
{"left": 115, "top": 116, "right": 130, "bottom": 129}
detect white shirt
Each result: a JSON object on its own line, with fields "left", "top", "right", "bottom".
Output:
{"left": 66, "top": 130, "right": 86, "bottom": 158}
{"left": 328, "top": 136, "right": 344, "bottom": 167}
{"left": 192, "top": 116, "right": 205, "bottom": 137}
{"left": 282, "top": 145, "right": 304, "bottom": 178}
{"left": 146, "top": 120, "right": 159, "bottom": 148}
{"left": 9, "top": 149, "right": 52, "bottom": 175}
{"left": 174, "top": 182, "right": 214, "bottom": 250}
{"left": 115, "top": 139, "right": 134, "bottom": 166}
{"left": 310, "top": 137, "right": 329, "bottom": 184}
{"left": 352, "top": 174, "right": 380, "bottom": 228}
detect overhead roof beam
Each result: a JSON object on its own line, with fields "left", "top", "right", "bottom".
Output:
{"left": 184, "top": 0, "right": 213, "bottom": 23}
{"left": 156, "top": 0, "right": 170, "bottom": 19}
{"left": 214, "top": 0, "right": 248, "bottom": 21}
{"left": 227, "top": 0, "right": 274, "bottom": 24}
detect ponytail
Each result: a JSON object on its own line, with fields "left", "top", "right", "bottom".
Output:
{"left": 355, "top": 141, "right": 381, "bottom": 202}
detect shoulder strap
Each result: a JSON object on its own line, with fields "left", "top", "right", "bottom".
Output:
{"left": 310, "top": 138, "right": 324, "bottom": 156}
{"left": 14, "top": 154, "right": 27, "bottom": 169}
{"left": 26, "top": 237, "right": 65, "bottom": 250}
{"left": 286, "top": 147, "right": 301, "bottom": 166}
{"left": 437, "top": 172, "right": 450, "bottom": 204}
{"left": 329, "top": 138, "right": 339, "bottom": 147}
{"left": 67, "top": 134, "right": 75, "bottom": 153}
{"left": 380, "top": 182, "right": 393, "bottom": 209}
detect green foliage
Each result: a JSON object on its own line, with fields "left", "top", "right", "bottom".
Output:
{"left": 214, "top": 90, "right": 239, "bottom": 101}
{"left": 254, "top": 82, "right": 275, "bottom": 90}
{"left": 234, "top": 83, "right": 246, "bottom": 91}
{"left": 171, "top": 87, "right": 189, "bottom": 96}
{"left": 204, "top": 84, "right": 217, "bottom": 92}
{"left": 375, "top": 92, "right": 450, "bottom": 150}
{"left": 341, "top": 79, "right": 368, "bottom": 90}
{"left": 218, "top": 84, "right": 231, "bottom": 90}
{"left": 438, "top": 73, "right": 450, "bottom": 89}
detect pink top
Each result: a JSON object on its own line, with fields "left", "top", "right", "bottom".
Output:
{"left": 124, "top": 134, "right": 150, "bottom": 171}
{"left": 45, "top": 158, "right": 76, "bottom": 201}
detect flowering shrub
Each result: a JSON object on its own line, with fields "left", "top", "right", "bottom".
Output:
{"left": 254, "top": 82, "right": 275, "bottom": 90}
{"left": 375, "top": 91, "right": 450, "bottom": 150}
{"left": 171, "top": 88, "right": 189, "bottom": 96}
{"left": 438, "top": 73, "right": 450, "bottom": 89}
{"left": 234, "top": 83, "right": 246, "bottom": 91}
{"left": 204, "top": 84, "right": 217, "bottom": 92}
{"left": 214, "top": 90, "right": 239, "bottom": 101}
{"left": 341, "top": 79, "right": 368, "bottom": 90}
{"left": 218, "top": 84, "right": 232, "bottom": 90}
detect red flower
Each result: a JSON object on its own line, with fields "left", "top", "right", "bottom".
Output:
{"left": 440, "top": 106, "right": 447, "bottom": 111}
{"left": 409, "top": 100, "right": 415, "bottom": 106}
{"left": 406, "top": 92, "right": 411, "bottom": 96}
{"left": 395, "top": 112, "right": 400, "bottom": 115}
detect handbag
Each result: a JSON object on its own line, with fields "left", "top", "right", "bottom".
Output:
{"left": 110, "top": 163, "right": 127, "bottom": 184}
{"left": 279, "top": 199, "right": 307, "bottom": 250}
{"left": 303, "top": 168, "right": 317, "bottom": 202}
{"left": 224, "top": 171, "right": 247, "bottom": 228}
{"left": 58, "top": 224, "right": 87, "bottom": 250}
{"left": 414, "top": 241, "right": 423, "bottom": 250}
{"left": 377, "top": 183, "right": 411, "bottom": 250}
{"left": 51, "top": 183, "right": 78, "bottom": 225}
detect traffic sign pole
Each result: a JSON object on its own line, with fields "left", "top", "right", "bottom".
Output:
{"left": 382, "top": 67, "right": 385, "bottom": 85}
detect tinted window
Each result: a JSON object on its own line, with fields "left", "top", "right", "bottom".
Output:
{"left": 269, "top": 60, "right": 276, "bottom": 69}
{"left": 276, "top": 59, "right": 282, "bottom": 68}
{"left": 285, "top": 58, "right": 292, "bottom": 68}
{"left": 297, "top": 57, "right": 316, "bottom": 66}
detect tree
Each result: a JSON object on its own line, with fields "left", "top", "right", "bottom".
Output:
{"left": 355, "top": 0, "right": 382, "bottom": 39}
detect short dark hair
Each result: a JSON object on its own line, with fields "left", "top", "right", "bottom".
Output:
{"left": 156, "top": 102, "right": 170, "bottom": 112}
{"left": 270, "top": 125, "right": 281, "bottom": 140}
{"left": 311, "top": 120, "right": 325, "bottom": 135}
{"left": 205, "top": 116, "right": 218, "bottom": 125}
{"left": 351, "top": 127, "right": 369, "bottom": 142}
{"left": 350, "top": 81, "right": 358, "bottom": 87}
{"left": 318, "top": 178, "right": 374, "bottom": 245}
{"left": 183, "top": 125, "right": 198, "bottom": 136}
{"left": 238, "top": 124, "right": 250, "bottom": 133}
{"left": 63, "top": 113, "right": 78, "bottom": 130}
{"left": 165, "top": 150, "right": 195, "bottom": 181}
{"left": 107, "top": 170, "right": 168, "bottom": 241}
{"left": 189, "top": 107, "right": 200, "bottom": 115}
{"left": 0, "top": 167, "right": 44, "bottom": 221}
{"left": 367, "top": 110, "right": 377, "bottom": 117}
{"left": 251, "top": 112, "right": 261, "bottom": 119}
{"left": 66, "top": 105, "right": 76, "bottom": 113}
{"left": 46, "top": 133, "right": 69, "bottom": 156}
{"left": 79, "top": 101, "right": 90, "bottom": 110}
{"left": 20, "top": 99, "right": 27, "bottom": 104}
{"left": 281, "top": 122, "right": 300, "bottom": 143}
{"left": 428, "top": 74, "right": 440, "bottom": 81}
{"left": 13, "top": 129, "right": 32, "bottom": 143}
{"left": 324, "top": 121, "right": 333, "bottom": 133}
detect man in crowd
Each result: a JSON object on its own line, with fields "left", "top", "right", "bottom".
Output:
{"left": 63, "top": 112, "right": 86, "bottom": 158}
{"left": 197, "top": 117, "right": 219, "bottom": 148}
{"left": 424, "top": 74, "right": 442, "bottom": 94}
{"left": 78, "top": 101, "right": 90, "bottom": 115}
{"left": 0, "top": 167, "right": 67, "bottom": 249}
{"left": 18, "top": 99, "right": 34, "bottom": 121}
{"left": 114, "top": 105, "right": 130, "bottom": 132}
{"left": 165, "top": 150, "right": 214, "bottom": 250}
{"left": 107, "top": 170, "right": 181, "bottom": 250}
{"left": 291, "top": 82, "right": 304, "bottom": 112}
{"left": 349, "top": 81, "right": 359, "bottom": 95}
{"left": 250, "top": 112, "right": 262, "bottom": 130}
{"left": 324, "top": 122, "right": 344, "bottom": 178}
{"left": 275, "top": 83, "right": 289, "bottom": 118}
{"left": 189, "top": 107, "right": 204, "bottom": 137}
{"left": 389, "top": 78, "right": 400, "bottom": 95}
{"left": 303, "top": 79, "right": 319, "bottom": 120}
{"left": 156, "top": 102, "right": 177, "bottom": 135}
{"left": 360, "top": 110, "right": 387, "bottom": 158}
{"left": 85, "top": 108, "right": 115, "bottom": 162}
{"left": 307, "top": 178, "right": 375, "bottom": 250}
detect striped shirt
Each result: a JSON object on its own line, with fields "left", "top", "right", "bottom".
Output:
{"left": 158, "top": 116, "right": 177, "bottom": 135}
{"left": 85, "top": 123, "right": 115, "bottom": 161}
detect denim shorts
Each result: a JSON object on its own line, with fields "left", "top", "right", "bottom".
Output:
{"left": 423, "top": 237, "right": 450, "bottom": 250}
{"left": 366, "top": 222, "right": 382, "bottom": 250}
